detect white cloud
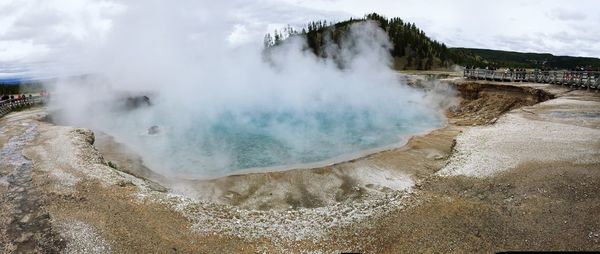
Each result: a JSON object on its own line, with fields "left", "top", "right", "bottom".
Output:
{"left": 0, "top": 0, "right": 599, "bottom": 77}
{"left": 277, "top": 0, "right": 600, "bottom": 58}
{"left": 547, "top": 8, "right": 587, "bottom": 21}
{"left": 0, "top": 0, "right": 123, "bottom": 63}
{"left": 0, "top": 40, "right": 50, "bottom": 62}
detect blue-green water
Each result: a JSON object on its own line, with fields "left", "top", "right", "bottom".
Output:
{"left": 136, "top": 106, "right": 444, "bottom": 178}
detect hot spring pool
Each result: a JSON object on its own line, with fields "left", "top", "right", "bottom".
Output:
{"left": 118, "top": 106, "right": 444, "bottom": 178}
{"left": 48, "top": 18, "right": 449, "bottom": 179}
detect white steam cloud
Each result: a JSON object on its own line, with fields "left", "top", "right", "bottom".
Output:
{"left": 47, "top": 1, "right": 454, "bottom": 178}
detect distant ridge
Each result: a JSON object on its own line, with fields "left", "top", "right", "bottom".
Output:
{"left": 448, "top": 47, "right": 600, "bottom": 70}
{"left": 266, "top": 13, "right": 600, "bottom": 70}
{"left": 0, "top": 78, "right": 28, "bottom": 85}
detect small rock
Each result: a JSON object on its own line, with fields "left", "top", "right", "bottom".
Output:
{"left": 145, "top": 180, "right": 168, "bottom": 192}
{"left": 148, "top": 125, "right": 161, "bottom": 135}
{"left": 16, "top": 232, "right": 33, "bottom": 243}
{"left": 19, "top": 214, "right": 31, "bottom": 223}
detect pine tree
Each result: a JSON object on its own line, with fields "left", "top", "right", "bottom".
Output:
{"left": 262, "top": 12, "right": 475, "bottom": 70}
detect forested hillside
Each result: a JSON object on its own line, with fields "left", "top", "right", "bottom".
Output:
{"left": 448, "top": 48, "right": 600, "bottom": 70}
{"left": 265, "top": 13, "right": 600, "bottom": 70}
{"left": 264, "top": 13, "right": 455, "bottom": 70}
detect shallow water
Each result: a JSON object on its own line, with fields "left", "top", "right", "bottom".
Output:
{"left": 120, "top": 106, "right": 444, "bottom": 178}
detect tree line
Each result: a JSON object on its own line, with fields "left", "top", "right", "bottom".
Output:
{"left": 264, "top": 13, "right": 600, "bottom": 70}
{"left": 264, "top": 13, "right": 455, "bottom": 70}
{"left": 0, "top": 82, "right": 43, "bottom": 95}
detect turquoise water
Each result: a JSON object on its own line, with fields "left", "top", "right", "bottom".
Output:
{"left": 138, "top": 106, "right": 444, "bottom": 178}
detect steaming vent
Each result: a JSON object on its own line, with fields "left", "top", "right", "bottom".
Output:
{"left": 46, "top": 3, "right": 455, "bottom": 179}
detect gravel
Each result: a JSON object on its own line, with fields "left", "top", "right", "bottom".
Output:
{"left": 56, "top": 220, "right": 112, "bottom": 254}
{"left": 140, "top": 189, "right": 412, "bottom": 244}
{"left": 439, "top": 113, "right": 600, "bottom": 177}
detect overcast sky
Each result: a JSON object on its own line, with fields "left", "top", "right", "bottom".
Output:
{"left": 1, "top": 0, "right": 599, "bottom": 77}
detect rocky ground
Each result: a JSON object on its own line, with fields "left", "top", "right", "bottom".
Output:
{"left": 1, "top": 80, "right": 599, "bottom": 253}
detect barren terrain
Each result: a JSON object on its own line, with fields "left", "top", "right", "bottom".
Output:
{"left": 1, "top": 80, "right": 599, "bottom": 253}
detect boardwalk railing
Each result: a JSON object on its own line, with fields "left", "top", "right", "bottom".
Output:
{"left": 0, "top": 96, "right": 43, "bottom": 118}
{"left": 464, "top": 69, "right": 600, "bottom": 89}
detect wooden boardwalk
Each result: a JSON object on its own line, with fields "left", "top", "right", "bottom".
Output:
{"left": 0, "top": 96, "right": 43, "bottom": 118}
{"left": 464, "top": 69, "right": 600, "bottom": 89}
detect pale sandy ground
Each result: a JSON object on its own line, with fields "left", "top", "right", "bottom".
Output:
{"left": 439, "top": 110, "right": 600, "bottom": 177}
{"left": 1, "top": 80, "right": 599, "bottom": 253}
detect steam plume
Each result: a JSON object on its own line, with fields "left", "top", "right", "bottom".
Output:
{"left": 47, "top": 1, "right": 453, "bottom": 178}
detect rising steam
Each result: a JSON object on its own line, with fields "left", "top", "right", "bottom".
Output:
{"left": 46, "top": 1, "right": 454, "bottom": 178}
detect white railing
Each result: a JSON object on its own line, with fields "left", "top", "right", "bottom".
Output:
{"left": 463, "top": 69, "right": 600, "bottom": 89}
{"left": 0, "top": 96, "right": 43, "bottom": 118}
